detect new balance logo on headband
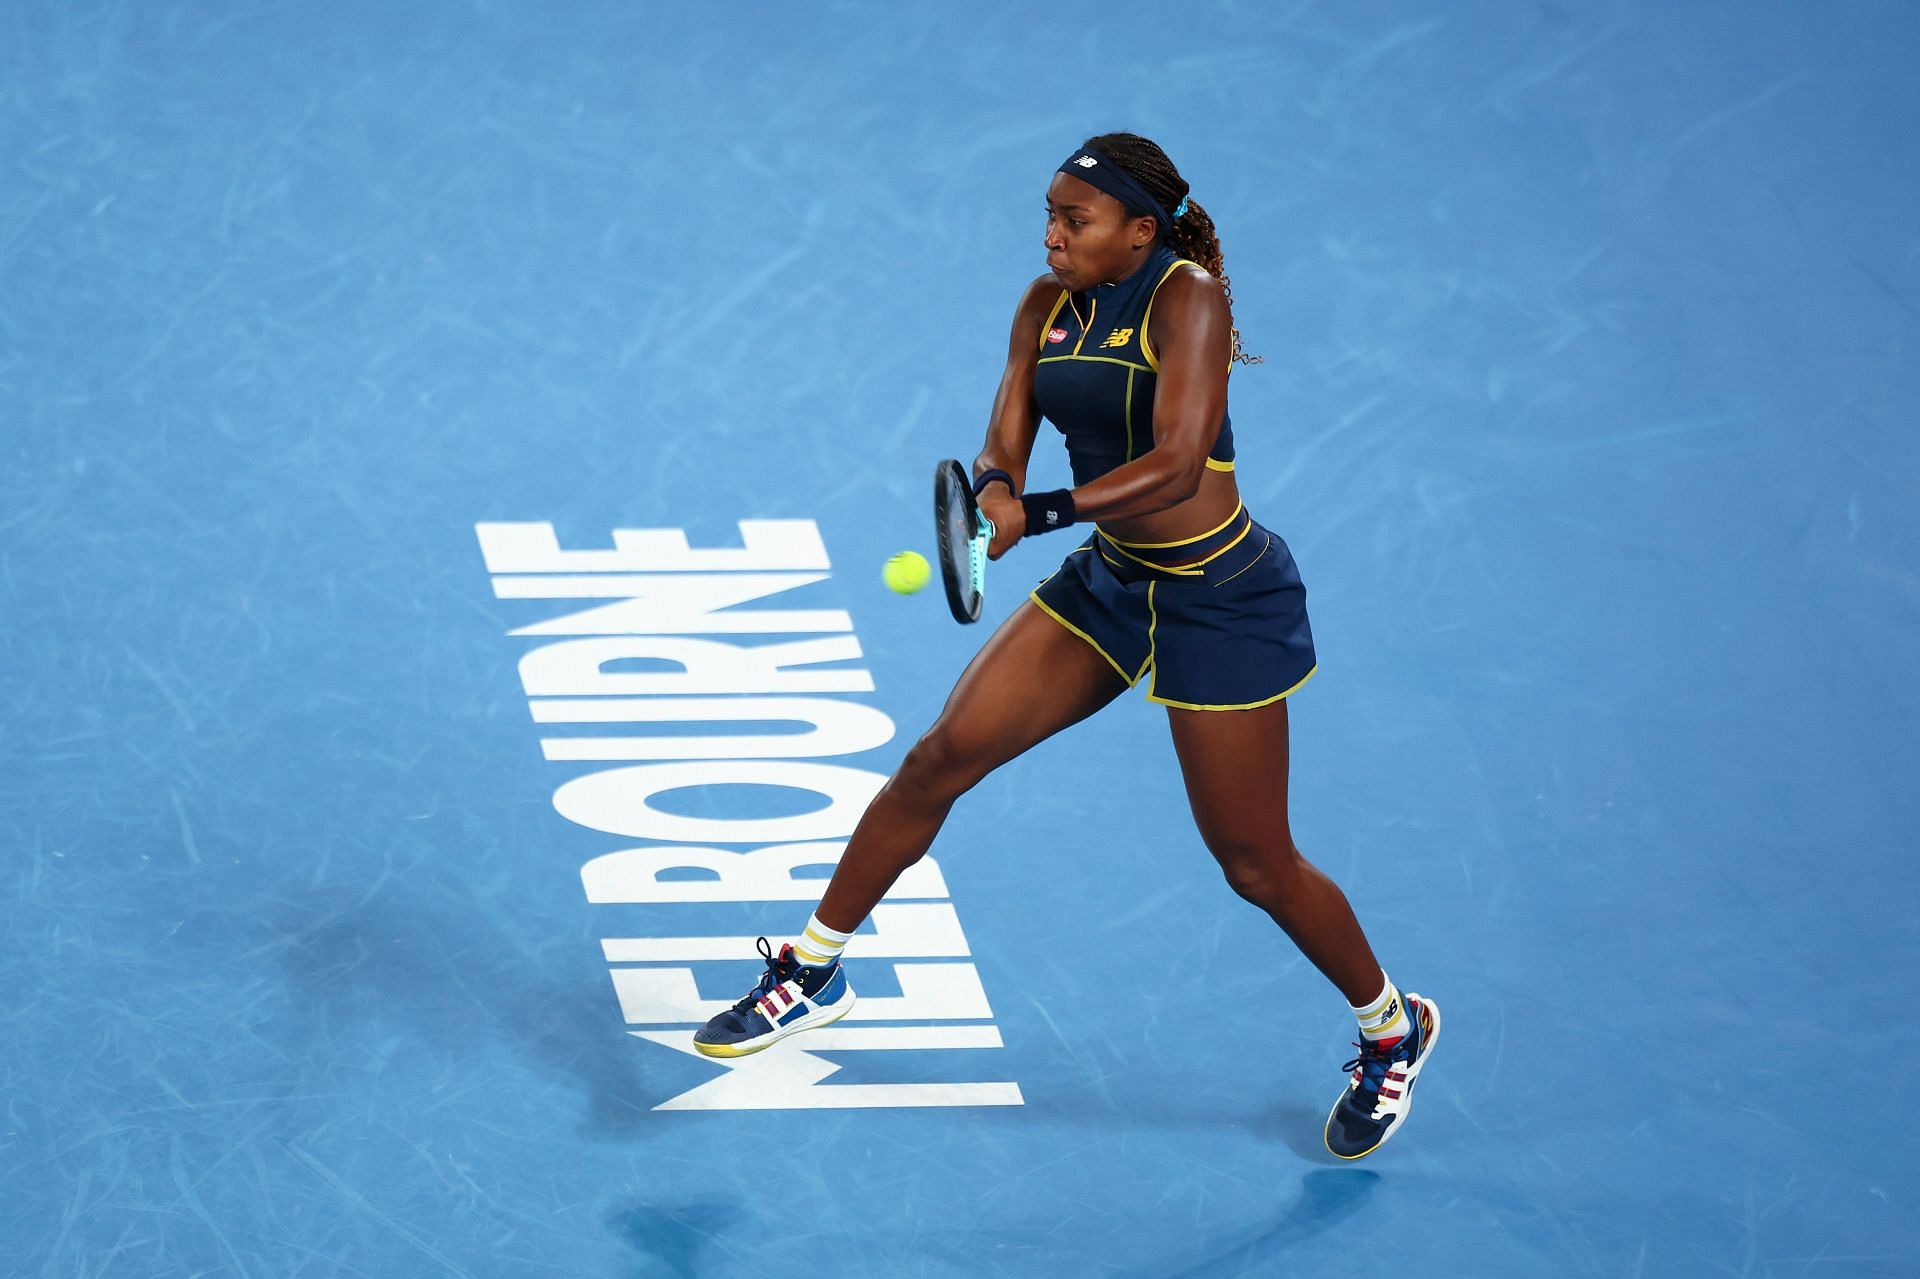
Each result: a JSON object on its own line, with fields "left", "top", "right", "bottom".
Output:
{"left": 1073, "top": 155, "right": 1098, "bottom": 168}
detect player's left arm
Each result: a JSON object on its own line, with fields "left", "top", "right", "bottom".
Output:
{"left": 1058, "top": 265, "right": 1231, "bottom": 523}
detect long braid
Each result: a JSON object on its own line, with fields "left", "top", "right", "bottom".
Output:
{"left": 1083, "top": 132, "right": 1261, "bottom": 365}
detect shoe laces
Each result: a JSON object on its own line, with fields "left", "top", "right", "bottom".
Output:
{"left": 1342, "top": 1031, "right": 1412, "bottom": 1096}
{"left": 1342, "top": 1041, "right": 1390, "bottom": 1094}
{"left": 729, "top": 936, "right": 798, "bottom": 1014}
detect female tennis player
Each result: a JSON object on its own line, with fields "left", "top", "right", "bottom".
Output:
{"left": 694, "top": 132, "right": 1440, "bottom": 1160}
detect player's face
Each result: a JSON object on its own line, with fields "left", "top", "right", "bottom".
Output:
{"left": 1045, "top": 172, "right": 1156, "bottom": 290}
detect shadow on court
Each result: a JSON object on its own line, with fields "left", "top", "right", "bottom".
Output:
{"left": 609, "top": 1198, "right": 746, "bottom": 1278}
{"left": 257, "top": 885, "right": 664, "bottom": 1137}
{"left": 1115, "top": 1169, "right": 1382, "bottom": 1279}
{"left": 1254, "top": 1099, "right": 1352, "bottom": 1165}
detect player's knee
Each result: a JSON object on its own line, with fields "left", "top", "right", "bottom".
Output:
{"left": 892, "top": 726, "right": 990, "bottom": 806}
{"left": 1214, "top": 842, "right": 1302, "bottom": 907}
{"left": 1218, "top": 855, "right": 1276, "bottom": 906}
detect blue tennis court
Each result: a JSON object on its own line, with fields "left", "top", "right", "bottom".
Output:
{"left": 6, "top": 3, "right": 1917, "bottom": 1274}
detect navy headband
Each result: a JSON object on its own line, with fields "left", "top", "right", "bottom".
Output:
{"left": 1057, "top": 147, "right": 1186, "bottom": 234}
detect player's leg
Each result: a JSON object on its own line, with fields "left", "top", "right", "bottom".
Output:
{"left": 810, "top": 599, "right": 1121, "bottom": 925}
{"left": 693, "top": 600, "right": 1127, "bottom": 1057}
{"left": 811, "top": 601, "right": 1127, "bottom": 931}
{"left": 1164, "top": 697, "right": 1382, "bottom": 1000}
{"left": 1166, "top": 698, "right": 1440, "bottom": 1158}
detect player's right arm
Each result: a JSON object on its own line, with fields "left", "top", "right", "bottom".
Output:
{"left": 972, "top": 274, "right": 1057, "bottom": 498}
{"left": 972, "top": 276, "right": 1058, "bottom": 554}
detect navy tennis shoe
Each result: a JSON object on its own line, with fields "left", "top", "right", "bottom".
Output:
{"left": 1323, "top": 993, "right": 1441, "bottom": 1159}
{"left": 692, "top": 937, "right": 855, "bottom": 1058}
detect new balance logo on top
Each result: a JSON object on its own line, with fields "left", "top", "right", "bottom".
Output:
{"left": 1099, "top": 328, "right": 1135, "bottom": 349}
{"left": 1074, "top": 155, "right": 1098, "bottom": 168}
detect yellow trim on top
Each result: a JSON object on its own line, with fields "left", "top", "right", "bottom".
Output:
{"left": 1027, "top": 591, "right": 1138, "bottom": 685}
{"left": 1070, "top": 295, "right": 1097, "bottom": 356}
{"left": 1037, "top": 291, "right": 1071, "bottom": 352}
{"left": 1204, "top": 457, "right": 1235, "bottom": 472}
{"left": 1150, "top": 664, "right": 1319, "bottom": 712}
{"left": 1035, "top": 354, "right": 1153, "bottom": 372}
{"left": 1139, "top": 257, "right": 1199, "bottom": 372}
{"left": 1100, "top": 501, "right": 1245, "bottom": 549}
{"left": 1123, "top": 367, "right": 1137, "bottom": 462}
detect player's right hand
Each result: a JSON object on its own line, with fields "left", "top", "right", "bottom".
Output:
{"left": 977, "top": 487, "right": 1024, "bottom": 560}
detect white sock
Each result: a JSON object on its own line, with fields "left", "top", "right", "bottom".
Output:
{"left": 1351, "top": 973, "right": 1410, "bottom": 1044}
{"left": 790, "top": 912, "right": 854, "bottom": 967}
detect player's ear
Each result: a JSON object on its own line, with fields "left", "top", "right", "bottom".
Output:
{"left": 1133, "top": 216, "right": 1158, "bottom": 249}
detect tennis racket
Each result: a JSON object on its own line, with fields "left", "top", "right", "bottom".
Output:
{"left": 934, "top": 459, "right": 995, "bottom": 624}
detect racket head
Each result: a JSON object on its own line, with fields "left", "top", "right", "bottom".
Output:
{"left": 933, "top": 458, "right": 985, "bottom": 624}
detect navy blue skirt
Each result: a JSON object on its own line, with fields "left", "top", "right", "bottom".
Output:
{"left": 1029, "top": 504, "right": 1318, "bottom": 710}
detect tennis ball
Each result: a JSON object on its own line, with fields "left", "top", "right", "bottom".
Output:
{"left": 884, "top": 550, "right": 931, "bottom": 594}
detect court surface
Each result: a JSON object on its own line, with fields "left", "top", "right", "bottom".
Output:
{"left": 5, "top": 3, "right": 1918, "bottom": 1275}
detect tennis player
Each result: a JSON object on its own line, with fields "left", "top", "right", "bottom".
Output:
{"left": 694, "top": 132, "right": 1441, "bottom": 1160}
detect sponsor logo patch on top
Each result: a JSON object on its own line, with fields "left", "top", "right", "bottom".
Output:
{"left": 1046, "top": 327, "right": 1068, "bottom": 344}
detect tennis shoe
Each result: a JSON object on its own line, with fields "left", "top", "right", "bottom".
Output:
{"left": 692, "top": 937, "right": 855, "bottom": 1058}
{"left": 1323, "top": 993, "right": 1440, "bottom": 1159}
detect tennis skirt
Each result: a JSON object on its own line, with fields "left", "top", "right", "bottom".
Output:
{"left": 1028, "top": 503, "right": 1317, "bottom": 711}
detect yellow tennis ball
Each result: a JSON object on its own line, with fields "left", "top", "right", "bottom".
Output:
{"left": 883, "top": 550, "right": 931, "bottom": 594}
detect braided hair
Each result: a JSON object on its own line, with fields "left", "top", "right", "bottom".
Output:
{"left": 1083, "top": 132, "right": 1260, "bottom": 365}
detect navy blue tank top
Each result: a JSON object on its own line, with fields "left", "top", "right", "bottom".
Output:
{"left": 1032, "top": 243, "right": 1236, "bottom": 488}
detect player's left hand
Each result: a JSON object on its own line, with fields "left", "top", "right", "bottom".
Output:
{"left": 977, "top": 487, "right": 1024, "bottom": 560}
